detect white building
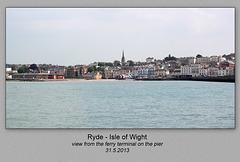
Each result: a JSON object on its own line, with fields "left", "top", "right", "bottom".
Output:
{"left": 131, "top": 69, "right": 139, "bottom": 78}
{"left": 146, "top": 57, "right": 154, "bottom": 63}
{"left": 113, "top": 70, "right": 120, "bottom": 78}
{"left": 138, "top": 67, "right": 149, "bottom": 78}
{"left": 188, "top": 57, "right": 196, "bottom": 64}
{"left": 199, "top": 69, "right": 208, "bottom": 76}
{"left": 208, "top": 67, "right": 219, "bottom": 77}
{"left": 112, "top": 69, "right": 131, "bottom": 78}
{"left": 218, "top": 56, "right": 224, "bottom": 63}
{"left": 154, "top": 69, "right": 169, "bottom": 78}
{"left": 147, "top": 66, "right": 155, "bottom": 78}
{"left": 191, "top": 64, "right": 201, "bottom": 74}
{"left": 218, "top": 69, "right": 227, "bottom": 76}
{"left": 210, "top": 56, "right": 218, "bottom": 62}
{"left": 181, "top": 64, "right": 201, "bottom": 76}
{"left": 181, "top": 65, "right": 192, "bottom": 74}
{"left": 210, "top": 55, "right": 224, "bottom": 63}
{"left": 196, "top": 57, "right": 210, "bottom": 64}
{"left": 137, "top": 66, "right": 155, "bottom": 78}
{"left": 225, "top": 67, "right": 234, "bottom": 76}
{"left": 6, "top": 68, "right": 12, "bottom": 72}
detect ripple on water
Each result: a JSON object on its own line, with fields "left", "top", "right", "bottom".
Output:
{"left": 6, "top": 81, "right": 235, "bottom": 128}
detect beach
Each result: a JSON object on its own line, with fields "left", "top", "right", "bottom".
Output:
{"left": 51, "top": 78, "right": 134, "bottom": 81}
{"left": 6, "top": 78, "right": 134, "bottom": 82}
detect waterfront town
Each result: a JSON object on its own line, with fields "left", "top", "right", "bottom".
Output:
{"left": 6, "top": 51, "right": 235, "bottom": 81}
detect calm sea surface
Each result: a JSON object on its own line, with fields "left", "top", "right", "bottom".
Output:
{"left": 6, "top": 81, "right": 235, "bottom": 128}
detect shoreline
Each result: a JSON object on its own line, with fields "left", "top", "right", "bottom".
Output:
{"left": 6, "top": 78, "right": 234, "bottom": 83}
{"left": 135, "top": 76, "right": 235, "bottom": 83}
{"left": 58, "top": 79, "right": 134, "bottom": 81}
{"left": 6, "top": 78, "right": 134, "bottom": 82}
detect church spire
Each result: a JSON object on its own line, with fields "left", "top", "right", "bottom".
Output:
{"left": 121, "top": 50, "right": 125, "bottom": 63}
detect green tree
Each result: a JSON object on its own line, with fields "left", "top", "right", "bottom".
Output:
{"left": 164, "top": 54, "right": 177, "bottom": 61}
{"left": 222, "top": 54, "right": 227, "bottom": 58}
{"left": 196, "top": 54, "right": 203, "bottom": 58}
{"left": 113, "top": 60, "right": 121, "bottom": 66}
{"left": 127, "top": 60, "right": 134, "bottom": 66}
{"left": 98, "top": 63, "right": 104, "bottom": 67}
{"left": 29, "top": 64, "right": 38, "bottom": 71}
{"left": 96, "top": 67, "right": 102, "bottom": 71}
{"left": 12, "top": 65, "right": 17, "bottom": 70}
{"left": 88, "top": 66, "right": 94, "bottom": 73}
{"left": 17, "top": 66, "right": 29, "bottom": 73}
{"left": 40, "top": 66, "right": 46, "bottom": 71}
{"left": 105, "top": 62, "right": 113, "bottom": 66}
{"left": 6, "top": 64, "right": 17, "bottom": 70}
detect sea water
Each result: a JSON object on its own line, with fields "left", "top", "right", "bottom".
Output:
{"left": 6, "top": 81, "right": 235, "bottom": 128}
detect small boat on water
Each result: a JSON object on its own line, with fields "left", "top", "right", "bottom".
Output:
{"left": 117, "top": 75, "right": 127, "bottom": 80}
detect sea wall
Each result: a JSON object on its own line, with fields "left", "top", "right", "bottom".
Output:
{"left": 135, "top": 76, "right": 235, "bottom": 82}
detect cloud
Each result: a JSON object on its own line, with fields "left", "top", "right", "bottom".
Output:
{"left": 6, "top": 8, "right": 234, "bottom": 65}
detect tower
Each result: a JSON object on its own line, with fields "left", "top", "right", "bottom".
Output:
{"left": 121, "top": 50, "right": 125, "bottom": 63}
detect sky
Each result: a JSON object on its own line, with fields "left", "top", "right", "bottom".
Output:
{"left": 6, "top": 8, "right": 235, "bottom": 66}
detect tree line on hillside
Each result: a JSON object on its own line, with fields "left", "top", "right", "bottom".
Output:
{"left": 17, "top": 64, "right": 39, "bottom": 73}
{"left": 10, "top": 53, "right": 234, "bottom": 74}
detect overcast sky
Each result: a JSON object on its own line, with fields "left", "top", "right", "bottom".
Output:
{"left": 6, "top": 8, "right": 234, "bottom": 66}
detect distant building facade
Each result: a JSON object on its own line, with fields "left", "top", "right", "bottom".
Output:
{"left": 146, "top": 57, "right": 154, "bottom": 63}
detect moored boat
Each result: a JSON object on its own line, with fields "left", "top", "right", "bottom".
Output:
{"left": 117, "top": 74, "right": 127, "bottom": 80}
